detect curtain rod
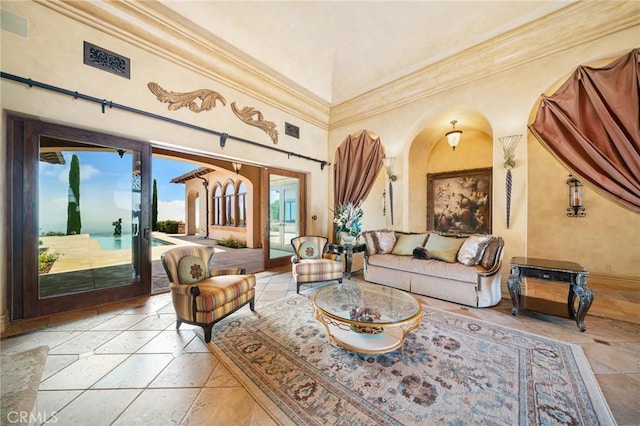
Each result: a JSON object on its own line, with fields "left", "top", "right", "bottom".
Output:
{"left": 1, "top": 72, "right": 331, "bottom": 170}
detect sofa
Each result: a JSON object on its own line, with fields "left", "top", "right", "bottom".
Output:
{"left": 362, "top": 230, "right": 505, "bottom": 308}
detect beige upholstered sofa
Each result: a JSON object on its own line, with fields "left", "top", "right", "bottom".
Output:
{"left": 362, "top": 230, "right": 504, "bottom": 308}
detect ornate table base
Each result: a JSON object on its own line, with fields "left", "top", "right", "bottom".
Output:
{"left": 507, "top": 257, "right": 593, "bottom": 332}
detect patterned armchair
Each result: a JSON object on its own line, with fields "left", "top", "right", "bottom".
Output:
{"left": 161, "top": 246, "right": 256, "bottom": 343}
{"left": 291, "top": 235, "right": 343, "bottom": 294}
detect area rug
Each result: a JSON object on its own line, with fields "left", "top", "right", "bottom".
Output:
{"left": 206, "top": 295, "right": 614, "bottom": 425}
{"left": 1, "top": 345, "right": 50, "bottom": 422}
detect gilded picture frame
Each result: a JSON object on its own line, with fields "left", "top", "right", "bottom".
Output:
{"left": 427, "top": 167, "right": 492, "bottom": 234}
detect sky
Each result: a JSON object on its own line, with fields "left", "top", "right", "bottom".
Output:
{"left": 39, "top": 151, "right": 198, "bottom": 235}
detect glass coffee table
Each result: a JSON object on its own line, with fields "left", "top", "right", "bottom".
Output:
{"left": 312, "top": 282, "right": 422, "bottom": 354}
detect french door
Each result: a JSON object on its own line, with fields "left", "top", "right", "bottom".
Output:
{"left": 263, "top": 168, "right": 305, "bottom": 268}
{"left": 6, "top": 116, "right": 151, "bottom": 319}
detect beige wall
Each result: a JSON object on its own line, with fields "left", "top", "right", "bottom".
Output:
{"left": 328, "top": 29, "right": 639, "bottom": 284}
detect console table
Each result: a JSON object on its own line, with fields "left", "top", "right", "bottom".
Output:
{"left": 507, "top": 257, "right": 593, "bottom": 331}
{"left": 327, "top": 243, "right": 366, "bottom": 279}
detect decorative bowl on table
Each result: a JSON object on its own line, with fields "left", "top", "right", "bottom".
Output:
{"left": 350, "top": 306, "right": 384, "bottom": 334}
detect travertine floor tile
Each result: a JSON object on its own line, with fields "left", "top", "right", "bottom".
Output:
{"left": 36, "top": 390, "right": 83, "bottom": 423}
{"left": 47, "top": 331, "right": 122, "bottom": 355}
{"left": 92, "top": 353, "right": 174, "bottom": 388}
{"left": 39, "top": 354, "right": 128, "bottom": 390}
{"left": 41, "top": 354, "right": 78, "bottom": 381}
{"left": 595, "top": 374, "right": 640, "bottom": 426}
{"left": 136, "top": 330, "right": 197, "bottom": 354}
{"left": 50, "top": 389, "right": 141, "bottom": 426}
{"left": 150, "top": 352, "right": 219, "bottom": 388}
{"left": 126, "top": 314, "right": 176, "bottom": 331}
{"left": 90, "top": 314, "right": 148, "bottom": 331}
{"left": 205, "top": 363, "right": 242, "bottom": 387}
{"left": 94, "top": 330, "right": 160, "bottom": 354}
{"left": 112, "top": 388, "right": 200, "bottom": 426}
{"left": 182, "top": 387, "right": 256, "bottom": 426}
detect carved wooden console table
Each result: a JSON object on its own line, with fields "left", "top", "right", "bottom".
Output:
{"left": 507, "top": 257, "right": 593, "bottom": 332}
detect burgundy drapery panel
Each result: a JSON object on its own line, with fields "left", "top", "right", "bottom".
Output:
{"left": 334, "top": 130, "right": 385, "bottom": 206}
{"left": 528, "top": 49, "right": 640, "bottom": 212}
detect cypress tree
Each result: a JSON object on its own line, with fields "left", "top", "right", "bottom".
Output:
{"left": 66, "top": 154, "right": 81, "bottom": 234}
{"left": 152, "top": 178, "right": 158, "bottom": 231}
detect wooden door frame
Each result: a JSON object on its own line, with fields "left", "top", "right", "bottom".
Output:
{"left": 262, "top": 167, "right": 307, "bottom": 269}
{"left": 5, "top": 115, "right": 152, "bottom": 319}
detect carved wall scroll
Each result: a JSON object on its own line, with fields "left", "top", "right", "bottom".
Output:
{"left": 147, "top": 82, "right": 226, "bottom": 112}
{"left": 147, "top": 82, "right": 279, "bottom": 144}
{"left": 230, "top": 102, "right": 279, "bottom": 144}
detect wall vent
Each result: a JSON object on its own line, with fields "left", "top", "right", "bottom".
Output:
{"left": 1, "top": 10, "right": 28, "bottom": 38}
{"left": 83, "top": 41, "right": 130, "bottom": 79}
{"left": 285, "top": 122, "right": 300, "bottom": 139}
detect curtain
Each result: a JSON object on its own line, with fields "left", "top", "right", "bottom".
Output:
{"left": 334, "top": 130, "right": 385, "bottom": 206}
{"left": 528, "top": 49, "right": 640, "bottom": 212}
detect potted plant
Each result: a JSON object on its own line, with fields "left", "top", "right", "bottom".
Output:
{"left": 332, "top": 202, "right": 363, "bottom": 244}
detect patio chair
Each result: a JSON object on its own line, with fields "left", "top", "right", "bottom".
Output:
{"left": 291, "top": 235, "right": 343, "bottom": 294}
{"left": 161, "top": 246, "right": 256, "bottom": 342}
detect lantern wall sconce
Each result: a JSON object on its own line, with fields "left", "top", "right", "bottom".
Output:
{"left": 566, "top": 174, "right": 586, "bottom": 217}
{"left": 446, "top": 120, "right": 463, "bottom": 151}
{"left": 498, "top": 134, "right": 522, "bottom": 229}
{"left": 232, "top": 162, "right": 242, "bottom": 174}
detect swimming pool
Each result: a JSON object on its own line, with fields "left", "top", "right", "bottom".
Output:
{"left": 91, "top": 234, "right": 174, "bottom": 251}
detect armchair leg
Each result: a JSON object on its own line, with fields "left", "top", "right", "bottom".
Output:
{"left": 249, "top": 298, "right": 255, "bottom": 311}
{"left": 176, "top": 319, "right": 182, "bottom": 330}
{"left": 203, "top": 325, "right": 213, "bottom": 343}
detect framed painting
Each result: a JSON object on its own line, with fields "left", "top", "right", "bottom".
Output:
{"left": 427, "top": 167, "right": 492, "bottom": 234}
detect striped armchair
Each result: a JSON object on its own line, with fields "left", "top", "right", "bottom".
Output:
{"left": 291, "top": 236, "right": 343, "bottom": 294}
{"left": 161, "top": 246, "right": 256, "bottom": 343}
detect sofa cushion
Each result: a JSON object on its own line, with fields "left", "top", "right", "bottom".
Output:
{"left": 375, "top": 230, "right": 397, "bottom": 254}
{"left": 480, "top": 237, "right": 501, "bottom": 270}
{"left": 457, "top": 235, "right": 493, "bottom": 266}
{"left": 424, "top": 233, "right": 467, "bottom": 263}
{"left": 362, "top": 231, "right": 378, "bottom": 256}
{"left": 392, "top": 233, "right": 428, "bottom": 255}
{"left": 367, "top": 254, "right": 480, "bottom": 283}
{"left": 178, "top": 255, "right": 208, "bottom": 284}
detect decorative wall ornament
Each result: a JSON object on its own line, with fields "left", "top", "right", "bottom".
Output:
{"left": 499, "top": 135, "right": 522, "bottom": 229}
{"left": 147, "top": 82, "right": 227, "bottom": 112}
{"left": 231, "top": 102, "right": 279, "bottom": 144}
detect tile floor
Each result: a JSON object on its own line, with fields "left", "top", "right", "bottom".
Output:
{"left": 1, "top": 266, "right": 639, "bottom": 425}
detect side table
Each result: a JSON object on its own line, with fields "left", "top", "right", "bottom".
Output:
{"left": 327, "top": 243, "right": 366, "bottom": 279}
{"left": 507, "top": 257, "right": 593, "bottom": 331}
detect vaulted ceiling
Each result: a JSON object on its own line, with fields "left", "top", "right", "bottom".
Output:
{"left": 158, "top": 0, "right": 574, "bottom": 106}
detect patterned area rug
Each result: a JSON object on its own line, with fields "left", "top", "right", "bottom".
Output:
{"left": 207, "top": 294, "right": 613, "bottom": 425}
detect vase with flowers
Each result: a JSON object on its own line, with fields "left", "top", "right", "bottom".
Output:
{"left": 332, "top": 202, "right": 363, "bottom": 245}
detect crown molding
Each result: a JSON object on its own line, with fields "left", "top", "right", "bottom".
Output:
{"left": 35, "top": 0, "right": 331, "bottom": 129}
{"left": 32, "top": 1, "right": 638, "bottom": 132}
{"left": 328, "top": 1, "right": 640, "bottom": 129}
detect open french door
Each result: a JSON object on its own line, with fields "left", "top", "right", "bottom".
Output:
{"left": 6, "top": 116, "right": 152, "bottom": 319}
{"left": 263, "top": 168, "right": 306, "bottom": 269}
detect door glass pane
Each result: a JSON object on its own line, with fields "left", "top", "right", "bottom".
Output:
{"left": 38, "top": 139, "right": 142, "bottom": 298}
{"left": 268, "top": 174, "right": 299, "bottom": 260}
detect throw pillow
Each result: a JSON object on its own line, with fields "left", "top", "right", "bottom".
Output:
{"left": 424, "top": 233, "right": 467, "bottom": 263}
{"left": 457, "top": 235, "right": 494, "bottom": 266}
{"left": 480, "top": 238, "right": 500, "bottom": 270}
{"left": 412, "top": 247, "right": 430, "bottom": 260}
{"left": 177, "top": 255, "right": 208, "bottom": 284}
{"left": 392, "top": 233, "right": 428, "bottom": 255}
{"left": 299, "top": 241, "right": 319, "bottom": 259}
{"left": 361, "top": 232, "right": 378, "bottom": 256}
{"left": 375, "top": 230, "right": 397, "bottom": 254}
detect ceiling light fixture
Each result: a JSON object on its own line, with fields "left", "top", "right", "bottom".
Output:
{"left": 446, "top": 120, "right": 462, "bottom": 151}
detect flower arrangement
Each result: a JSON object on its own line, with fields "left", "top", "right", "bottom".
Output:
{"left": 333, "top": 202, "right": 363, "bottom": 237}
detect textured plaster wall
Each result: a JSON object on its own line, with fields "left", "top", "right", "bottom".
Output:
{"left": 328, "top": 28, "right": 639, "bottom": 284}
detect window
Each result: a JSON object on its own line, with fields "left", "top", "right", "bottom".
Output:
{"left": 237, "top": 181, "right": 247, "bottom": 226}
{"left": 212, "top": 185, "right": 222, "bottom": 225}
{"left": 224, "top": 182, "right": 235, "bottom": 226}
{"left": 284, "top": 200, "right": 297, "bottom": 223}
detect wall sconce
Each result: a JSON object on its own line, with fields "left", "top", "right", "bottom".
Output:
{"left": 446, "top": 120, "right": 463, "bottom": 151}
{"left": 382, "top": 156, "right": 396, "bottom": 224}
{"left": 567, "top": 174, "right": 586, "bottom": 217}
{"left": 499, "top": 134, "right": 522, "bottom": 229}
{"left": 383, "top": 156, "right": 397, "bottom": 181}
{"left": 232, "top": 162, "right": 242, "bottom": 174}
